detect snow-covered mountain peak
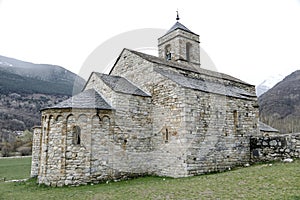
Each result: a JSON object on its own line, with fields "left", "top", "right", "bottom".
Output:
{"left": 256, "top": 74, "right": 285, "bottom": 97}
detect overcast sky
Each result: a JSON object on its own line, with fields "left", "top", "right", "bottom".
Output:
{"left": 0, "top": 0, "right": 299, "bottom": 85}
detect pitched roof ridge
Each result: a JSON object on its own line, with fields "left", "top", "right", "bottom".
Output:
{"left": 125, "top": 49, "right": 252, "bottom": 86}
{"left": 165, "top": 21, "right": 195, "bottom": 35}
{"left": 41, "top": 88, "right": 113, "bottom": 111}
{"left": 258, "top": 121, "right": 279, "bottom": 133}
{"left": 94, "top": 71, "right": 151, "bottom": 97}
{"left": 94, "top": 72, "right": 122, "bottom": 79}
{"left": 154, "top": 67, "right": 256, "bottom": 99}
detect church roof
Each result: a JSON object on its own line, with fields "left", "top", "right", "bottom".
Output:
{"left": 258, "top": 121, "right": 279, "bottom": 133}
{"left": 94, "top": 73, "right": 151, "bottom": 97}
{"left": 42, "top": 89, "right": 113, "bottom": 110}
{"left": 165, "top": 21, "right": 196, "bottom": 35}
{"left": 154, "top": 68, "right": 256, "bottom": 99}
{"left": 125, "top": 49, "right": 252, "bottom": 86}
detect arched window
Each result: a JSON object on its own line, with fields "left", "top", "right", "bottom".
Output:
{"left": 165, "top": 44, "right": 171, "bottom": 60}
{"left": 72, "top": 126, "right": 81, "bottom": 145}
{"left": 186, "top": 43, "right": 192, "bottom": 62}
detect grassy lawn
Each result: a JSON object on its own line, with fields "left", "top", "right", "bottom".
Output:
{"left": 0, "top": 157, "right": 31, "bottom": 181}
{"left": 0, "top": 158, "right": 299, "bottom": 199}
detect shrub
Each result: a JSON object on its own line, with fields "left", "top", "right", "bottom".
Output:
{"left": 17, "top": 146, "right": 32, "bottom": 156}
{"left": 1, "top": 143, "right": 12, "bottom": 157}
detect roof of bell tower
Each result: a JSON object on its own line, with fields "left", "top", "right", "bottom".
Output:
{"left": 165, "top": 21, "right": 194, "bottom": 35}
{"left": 163, "top": 11, "right": 198, "bottom": 36}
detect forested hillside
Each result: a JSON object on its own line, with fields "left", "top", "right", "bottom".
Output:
{"left": 0, "top": 55, "right": 85, "bottom": 156}
{"left": 259, "top": 70, "right": 300, "bottom": 133}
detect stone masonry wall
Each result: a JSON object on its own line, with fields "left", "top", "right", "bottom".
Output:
{"left": 111, "top": 50, "right": 191, "bottom": 177}
{"left": 38, "top": 108, "right": 113, "bottom": 186}
{"left": 251, "top": 133, "right": 300, "bottom": 162}
{"left": 85, "top": 69, "right": 155, "bottom": 177}
{"left": 84, "top": 73, "right": 114, "bottom": 105}
{"left": 150, "top": 75, "right": 189, "bottom": 177}
{"left": 31, "top": 126, "right": 42, "bottom": 177}
{"left": 110, "top": 49, "right": 260, "bottom": 177}
{"left": 35, "top": 48, "right": 262, "bottom": 186}
{"left": 158, "top": 29, "right": 200, "bottom": 66}
{"left": 185, "top": 89, "right": 259, "bottom": 175}
{"left": 85, "top": 71, "right": 154, "bottom": 154}
{"left": 110, "top": 49, "right": 155, "bottom": 95}
{"left": 178, "top": 68, "right": 259, "bottom": 174}
{"left": 105, "top": 92, "right": 154, "bottom": 177}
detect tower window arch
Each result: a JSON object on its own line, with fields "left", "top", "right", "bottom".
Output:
{"left": 165, "top": 44, "right": 171, "bottom": 60}
{"left": 72, "top": 126, "right": 81, "bottom": 145}
{"left": 186, "top": 43, "right": 192, "bottom": 62}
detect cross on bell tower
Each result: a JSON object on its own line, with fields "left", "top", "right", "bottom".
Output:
{"left": 176, "top": 10, "right": 180, "bottom": 21}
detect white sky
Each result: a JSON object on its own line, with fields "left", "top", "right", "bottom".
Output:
{"left": 0, "top": 0, "right": 299, "bottom": 85}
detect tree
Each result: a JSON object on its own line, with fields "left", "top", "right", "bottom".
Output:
{"left": 1, "top": 142, "right": 12, "bottom": 157}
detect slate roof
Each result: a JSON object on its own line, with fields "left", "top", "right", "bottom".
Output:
{"left": 125, "top": 49, "right": 252, "bottom": 86}
{"left": 94, "top": 73, "right": 151, "bottom": 97}
{"left": 42, "top": 89, "right": 113, "bottom": 110}
{"left": 259, "top": 121, "right": 279, "bottom": 133}
{"left": 154, "top": 68, "right": 256, "bottom": 99}
{"left": 165, "top": 21, "right": 196, "bottom": 35}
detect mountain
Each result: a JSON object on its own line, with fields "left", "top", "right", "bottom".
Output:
{"left": 256, "top": 74, "right": 284, "bottom": 97}
{"left": 0, "top": 55, "right": 86, "bottom": 142}
{"left": 0, "top": 55, "right": 85, "bottom": 95}
{"left": 258, "top": 70, "right": 300, "bottom": 133}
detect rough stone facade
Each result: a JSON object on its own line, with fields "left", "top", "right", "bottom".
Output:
{"left": 31, "top": 20, "right": 270, "bottom": 186}
{"left": 31, "top": 126, "right": 42, "bottom": 177}
{"left": 251, "top": 133, "right": 300, "bottom": 162}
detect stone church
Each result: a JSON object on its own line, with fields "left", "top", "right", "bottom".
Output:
{"left": 31, "top": 17, "right": 260, "bottom": 186}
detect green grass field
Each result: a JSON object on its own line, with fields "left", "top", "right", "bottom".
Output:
{"left": 0, "top": 157, "right": 31, "bottom": 181}
{"left": 0, "top": 157, "right": 299, "bottom": 199}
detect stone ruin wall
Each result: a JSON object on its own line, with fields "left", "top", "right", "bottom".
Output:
{"left": 251, "top": 133, "right": 300, "bottom": 162}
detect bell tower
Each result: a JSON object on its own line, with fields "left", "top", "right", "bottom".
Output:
{"left": 158, "top": 12, "right": 200, "bottom": 67}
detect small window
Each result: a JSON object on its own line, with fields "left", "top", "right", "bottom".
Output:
{"left": 72, "top": 126, "right": 81, "bottom": 145}
{"left": 166, "top": 52, "right": 172, "bottom": 60}
{"left": 233, "top": 110, "right": 238, "bottom": 133}
{"left": 186, "top": 43, "right": 192, "bottom": 61}
{"left": 165, "top": 128, "right": 169, "bottom": 143}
